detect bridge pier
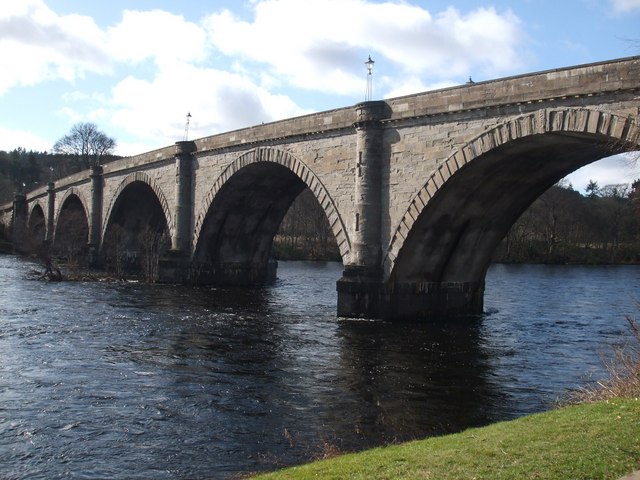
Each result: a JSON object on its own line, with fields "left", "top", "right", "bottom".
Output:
{"left": 382, "top": 281, "right": 485, "bottom": 319}
{"left": 337, "top": 100, "right": 387, "bottom": 317}
{"left": 188, "top": 259, "right": 278, "bottom": 286}
{"left": 337, "top": 279, "right": 485, "bottom": 320}
{"left": 337, "top": 100, "right": 486, "bottom": 320}
{"left": 172, "top": 141, "right": 196, "bottom": 253}
{"left": 157, "top": 250, "right": 192, "bottom": 283}
{"left": 46, "top": 182, "right": 55, "bottom": 242}
{"left": 157, "top": 141, "right": 197, "bottom": 283}
{"left": 88, "top": 165, "right": 103, "bottom": 267}
{"left": 336, "top": 265, "right": 383, "bottom": 318}
{"left": 10, "top": 192, "right": 27, "bottom": 253}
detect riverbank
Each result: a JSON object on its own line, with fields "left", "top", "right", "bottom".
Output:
{"left": 252, "top": 398, "right": 640, "bottom": 479}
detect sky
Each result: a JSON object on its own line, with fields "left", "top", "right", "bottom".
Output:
{"left": 1, "top": 0, "right": 639, "bottom": 191}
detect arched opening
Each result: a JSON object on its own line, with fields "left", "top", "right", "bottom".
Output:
{"left": 28, "top": 204, "right": 46, "bottom": 244}
{"left": 494, "top": 151, "right": 640, "bottom": 264}
{"left": 103, "top": 181, "right": 169, "bottom": 280}
{"left": 272, "top": 188, "right": 341, "bottom": 261}
{"left": 387, "top": 128, "right": 638, "bottom": 318}
{"left": 54, "top": 194, "right": 89, "bottom": 265}
{"left": 192, "top": 162, "right": 307, "bottom": 285}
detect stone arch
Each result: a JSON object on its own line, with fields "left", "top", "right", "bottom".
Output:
{"left": 55, "top": 187, "right": 90, "bottom": 235}
{"left": 101, "top": 171, "right": 173, "bottom": 244}
{"left": 28, "top": 200, "right": 46, "bottom": 227}
{"left": 28, "top": 201, "right": 46, "bottom": 241}
{"left": 53, "top": 188, "right": 90, "bottom": 261}
{"left": 192, "top": 146, "right": 350, "bottom": 260}
{"left": 385, "top": 107, "right": 640, "bottom": 279}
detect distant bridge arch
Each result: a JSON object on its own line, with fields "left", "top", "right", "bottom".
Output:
{"left": 193, "top": 146, "right": 350, "bottom": 261}
{"left": 54, "top": 187, "right": 89, "bottom": 241}
{"left": 101, "top": 171, "right": 174, "bottom": 247}
{"left": 190, "top": 146, "right": 350, "bottom": 285}
{"left": 28, "top": 202, "right": 46, "bottom": 242}
{"left": 53, "top": 188, "right": 90, "bottom": 261}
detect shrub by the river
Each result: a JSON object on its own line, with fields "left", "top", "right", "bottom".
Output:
{"left": 567, "top": 306, "right": 640, "bottom": 403}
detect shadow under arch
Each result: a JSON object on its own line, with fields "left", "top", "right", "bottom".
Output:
{"left": 384, "top": 107, "right": 639, "bottom": 317}
{"left": 191, "top": 146, "right": 350, "bottom": 285}
{"left": 101, "top": 171, "right": 174, "bottom": 246}
{"left": 101, "top": 174, "right": 171, "bottom": 275}
{"left": 54, "top": 190, "right": 89, "bottom": 263}
{"left": 28, "top": 202, "right": 46, "bottom": 243}
{"left": 55, "top": 187, "right": 90, "bottom": 235}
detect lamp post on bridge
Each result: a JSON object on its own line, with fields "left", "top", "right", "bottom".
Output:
{"left": 183, "top": 112, "right": 192, "bottom": 141}
{"left": 365, "top": 55, "right": 375, "bottom": 102}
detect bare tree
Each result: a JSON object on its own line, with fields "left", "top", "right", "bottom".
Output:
{"left": 53, "top": 209, "right": 89, "bottom": 266}
{"left": 103, "top": 224, "right": 129, "bottom": 280}
{"left": 53, "top": 122, "right": 116, "bottom": 170}
{"left": 273, "top": 188, "right": 340, "bottom": 260}
{"left": 139, "top": 226, "right": 169, "bottom": 282}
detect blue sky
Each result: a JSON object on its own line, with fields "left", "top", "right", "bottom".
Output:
{"left": 1, "top": 0, "right": 639, "bottom": 190}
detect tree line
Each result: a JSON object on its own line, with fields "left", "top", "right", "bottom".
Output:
{"left": 272, "top": 178, "right": 640, "bottom": 265}
{"left": 272, "top": 188, "right": 341, "bottom": 261}
{"left": 0, "top": 122, "right": 120, "bottom": 204}
{"left": 493, "top": 179, "right": 640, "bottom": 264}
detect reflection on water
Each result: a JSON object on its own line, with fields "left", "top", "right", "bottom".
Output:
{"left": 0, "top": 256, "right": 638, "bottom": 478}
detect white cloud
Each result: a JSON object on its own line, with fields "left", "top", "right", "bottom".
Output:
{"left": 106, "top": 9, "right": 208, "bottom": 67}
{"left": 384, "top": 77, "right": 457, "bottom": 100}
{"left": 610, "top": 0, "right": 640, "bottom": 13}
{"left": 57, "top": 106, "right": 84, "bottom": 124}
{"left": 0, "top": 0, "right": 110, "bottom": 95}
{"left": 113, "top": 139, "right": 161, "bottom": 157}
{"left": 204, "top": 0, "right": 525, "bottom": 97}
{"left": 108, "top": 63, "right": 306, "bottom": 148}
{"left": 564, "top": 153, "right": 640, "bottom": 192}
{"left": 0, "top": 125, "right": 53, "bottom": 152}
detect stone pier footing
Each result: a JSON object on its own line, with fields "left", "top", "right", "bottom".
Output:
{"left": 337, "top": 272, "right": 485, "bottom": 320}
{"left": 87, "top": 243, "right": 101, "bottom": 269}
{"left": 336, "top": 265, "right": 383, "bottom": 319}
{"left": 157, "top": 250, "right": 192, "bottom": 283}
{"left": 158, "top": 254, "right": 278, "bottom": 286}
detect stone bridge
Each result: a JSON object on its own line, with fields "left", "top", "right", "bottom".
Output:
{"left": 2, "top": 56, "right": 639, "bottom": 320}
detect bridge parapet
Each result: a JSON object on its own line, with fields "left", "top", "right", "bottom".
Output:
{"left": 101, "top": 145, "right": 177, "bottom": 176}
{"left": 386, "top": 56, "right": 640, "bottom": 122}
{"left": 194, "top": 107, "right": 356, "bottom": 153}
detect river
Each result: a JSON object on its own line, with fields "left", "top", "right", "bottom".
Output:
{"left": 0, "top": 255, "right": 638, "bottom": 479}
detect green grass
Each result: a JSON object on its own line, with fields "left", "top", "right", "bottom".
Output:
{"left": 252, "top": 398, "right": 640, "bottom": 480}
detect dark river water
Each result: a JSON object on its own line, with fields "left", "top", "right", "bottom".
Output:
{"left": 1, "top": 255, "right": 638, "bottom": 479}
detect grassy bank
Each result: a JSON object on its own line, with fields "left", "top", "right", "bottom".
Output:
{"left": 252, "top": 398, "right": 640, "bottom": 479}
